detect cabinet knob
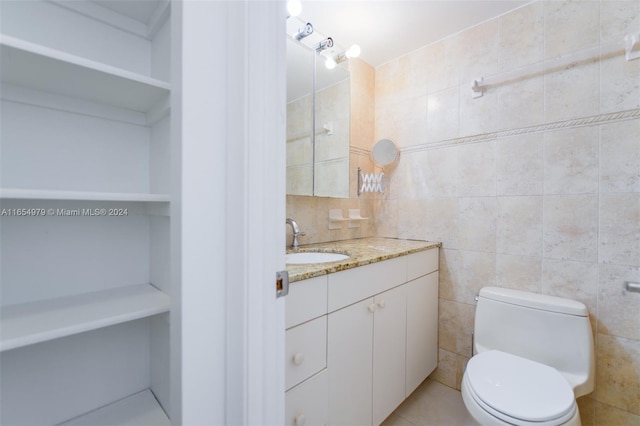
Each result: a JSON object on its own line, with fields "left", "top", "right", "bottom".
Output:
{"left": 294, "top": 413, "right": 306, "bottom": 426}
{"left": 377, "top": 299, "right": 386, "bottom": 309}
{"left": 367, "top": 303, "right": 376, "bottom": 313}
{"left": 292, "top": 352, "right": 304, "bottom": 365}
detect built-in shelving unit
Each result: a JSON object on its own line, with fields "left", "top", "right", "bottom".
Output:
{"left": 0, "top": 35, "right": 170, "bottom": 112}
{"left": 1, "top": 284, "right": 170, "bottom": 352}
{"left": 58, "top": 390, "right": 171, "bottom": 426}
{"left": 0, "top": 0, "right": 174, "bottom": 424}
{"left": 0, "top": 188, "right": 170, "bottom": 202}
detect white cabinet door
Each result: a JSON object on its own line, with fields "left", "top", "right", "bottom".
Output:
{"left": 328, "top": 298, "right": 374, "bottom": 426}
{"left": 405, "top": 272, "right": 439, "bottom": 396}
{"left": 372, "top": 285, "right": 407, "bottom": 426}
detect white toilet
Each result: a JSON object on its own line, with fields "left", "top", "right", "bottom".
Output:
{"left": 461, "top": 287, "right": 595, "bottom": 426}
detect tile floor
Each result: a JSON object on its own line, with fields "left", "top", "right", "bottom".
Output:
{"left": 381, "top": 379, "right": 476, "bottom": 426}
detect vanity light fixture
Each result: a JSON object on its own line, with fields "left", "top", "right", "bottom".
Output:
{"left": 287, "top": 0, "right": 302, "bottom": 17}
{"left": 294, "top": 22, "right": 314, "bottom": 40}
{"left": 335, "top": 44, "right": 361, "bottom": 64}
{"left": 315, "top": 37, "right": 334, "bottom": 52}
{"left": 325, "top": 43, "right": 362, "bottom": 69}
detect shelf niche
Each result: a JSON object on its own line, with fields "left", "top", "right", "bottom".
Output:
{"left": 0, "top": 0, "right": 174, "bottom": 424}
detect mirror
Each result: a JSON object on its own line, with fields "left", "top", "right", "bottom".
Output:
{"left": 286, "top": 37, "right": 351, "bottom": 198}
{"left": 286, "top": 39, "right": 314, "bottom": 196}
{"left": 371, "top": 138, "right": 399, "bottom": 167}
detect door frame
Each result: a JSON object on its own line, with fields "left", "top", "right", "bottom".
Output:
{"left": 173, "top": 0, "right": 286, "bottom": 423}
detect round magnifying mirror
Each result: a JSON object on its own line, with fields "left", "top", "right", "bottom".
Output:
{"left": 371, "top": 138, "right": 399, "bottom": 166}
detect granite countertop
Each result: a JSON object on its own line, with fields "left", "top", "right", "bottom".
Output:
{"left": 286, "top": 237, "right": 441, "bottom": 282}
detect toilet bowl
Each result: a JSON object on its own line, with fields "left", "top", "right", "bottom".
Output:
{"left": 461, "top": 287, "right": 595, "bottom": 426}
{"left": 461, "top": 351, "right": 580, "bottom": 426}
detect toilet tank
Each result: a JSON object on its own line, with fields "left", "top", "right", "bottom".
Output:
{"left": 474, "top": 287, "right": 595, "bottom": 397}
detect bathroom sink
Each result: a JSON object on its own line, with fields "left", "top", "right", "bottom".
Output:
{"left": 286, "top": 252, "right": 350, "bottom": 264}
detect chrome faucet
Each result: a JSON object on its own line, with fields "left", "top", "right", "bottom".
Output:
{"left": 286, "top": 218, "right": 303, "bottom": 249}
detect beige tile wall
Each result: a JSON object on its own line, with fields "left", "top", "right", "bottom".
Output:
{"left": 374, "top": 0, "right": 639, "bottom": 423}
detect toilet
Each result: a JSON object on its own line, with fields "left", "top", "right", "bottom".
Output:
{"left": 461, "top": 287, "right": 595, "bottom": 426}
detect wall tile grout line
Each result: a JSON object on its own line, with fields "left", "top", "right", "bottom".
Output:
{"left": 401, "top": 108, "right": 640, "bottom": 154}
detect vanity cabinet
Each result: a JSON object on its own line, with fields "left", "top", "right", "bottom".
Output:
{"left": 285, "top": 275, "right": 330, "bottom": 426}
{"left": 285, "top": 369, "right": 329, "bottom": 426}
{"left": 286, "top": 316, "right": 327, "bottom": 390}
{"left": 285, "top": 247, "right": 439, "bottom": 426}
{"left": 328, "top": 285, "right": 408, "bottom": 426}
{"left": 406, "top": 272, "right": 439, "bottom": 395}
{"left": 372, "top": 284, "right": 408, "bottom": 425}
{"left": 327, "top": 297, "right": 375, "bottom": 425}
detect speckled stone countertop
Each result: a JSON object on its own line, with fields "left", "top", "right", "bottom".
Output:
{"left": 286, "top": 237, "right": 441, "bottom": 283}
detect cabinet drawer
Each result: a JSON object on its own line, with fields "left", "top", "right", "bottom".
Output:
{"left": 285, "top": 316, "right": 327, "bottom": 390}
{"left": 285, "top": 369, "right": 328, "bottom": 426}
{"left": 328, "top": 256, "right": 406, "bottom": 312}
{"left": 407, "top": 248, "right": 438, "bottom": 282}
{"left": 286, "top": 275, "right": 328, "bottom": 329}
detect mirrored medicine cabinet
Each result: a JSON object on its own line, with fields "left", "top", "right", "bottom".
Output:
{"left": 286, "top": 36, "right": 351, "bottom": 198}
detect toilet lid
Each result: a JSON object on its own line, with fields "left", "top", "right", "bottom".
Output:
{"left": 466, "top": 350, "right": 576, "bottom": 424}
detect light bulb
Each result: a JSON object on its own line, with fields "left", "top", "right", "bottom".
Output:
{"left": 325, "top": 57, "right": 336, "bottom": 69}
{"left": 287, "top": 0, "right": 302, "bottom": 17}
{"left": 345, "top": 44, "right": 361, "bottom": 58}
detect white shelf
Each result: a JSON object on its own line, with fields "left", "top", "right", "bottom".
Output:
{"left": 58, "top": 389, "right": 170, "bottom": 426}
{"left": 0, "top": 283, "right": 170, "bottom": 352}
{"left": 0, "top": 35, "right": 170, "bottom": 112}
{"left": 0, "top": 188, "right": 170, "bottom": 202}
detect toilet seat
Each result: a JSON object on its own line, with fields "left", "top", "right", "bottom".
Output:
{"left": 465, "top": 350, "right": 576, "bottom": 425}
